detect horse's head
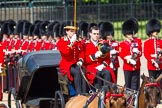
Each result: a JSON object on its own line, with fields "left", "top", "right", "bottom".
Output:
{"left": 141, "top": 74, "right": 162, "bottom": 107}
{"left": 106, "top": 85, "right": 126, "bottom": 108}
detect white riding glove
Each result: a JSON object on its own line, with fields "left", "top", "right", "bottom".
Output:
{"left": 96, "top": 64, "right": 105, "bottom": 71}
{"left": 132, "top": 48, "right": 140, "bottom": 54}
{"left": 127, "top": 58, "right": 136, "bottom": 65}
{"left": 95, "top": 51, "right": 102, "bottom": 58}
{"left": 110, "top": 49, "right": 117, "bottom": 55}
{"left": 70, "top": 34, "right": 77, "bottom": 44}
{"left": 77, "top": 61, "right": 83, "bottom": 66}
{"left": 110, "top": 62, "right": 114, "bottom": 69}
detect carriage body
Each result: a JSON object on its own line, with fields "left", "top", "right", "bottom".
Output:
{"left": 8, "top": 50, "right": 65, "bottom": 108}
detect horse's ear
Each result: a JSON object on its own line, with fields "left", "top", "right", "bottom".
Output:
{"left": 155, "top": 74, "right": 162, "bottom": 83}
{"left": 120, "top": 85, "right": 125, "bottom": 94}
{"left": 141, "top": 73, "right": 145, "bottom": 80}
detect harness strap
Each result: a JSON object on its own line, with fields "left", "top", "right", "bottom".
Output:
{"left": 145, "top": 83, "right": 160, "bottom": 87}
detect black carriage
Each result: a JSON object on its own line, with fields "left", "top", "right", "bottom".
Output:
{"left": 8, "top": 50, "right": 66, "bottom": 108}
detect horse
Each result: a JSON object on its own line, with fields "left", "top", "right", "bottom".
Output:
{"left": 138, "top": 74, "right": 162, "bottom": 108}
{"left": 65, "top": 85, "right": 126, "bottom": 108}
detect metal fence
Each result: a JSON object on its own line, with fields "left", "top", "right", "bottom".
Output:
{"left": 0, "top": 0, "right": 162, "bottom": 40}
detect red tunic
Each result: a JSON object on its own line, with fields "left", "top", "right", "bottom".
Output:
{"left": 21, "top": 40, "right": 29, "bottom": 55}
{"left": 34, "top": 40, "right": 42, "bottom": 51}
{"left": 144, "top": 37, "right": 162, "bottom": 70}
{"left": 119, "top": 39, "right": 142, "bottom": 71}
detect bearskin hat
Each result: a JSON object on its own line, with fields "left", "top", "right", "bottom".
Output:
{"left": 128, "top": 17, "right": 139, "bottom": 34}
{"left": 33, "top": 23, "right": 41, "bottom": 38}
{"left": 28, "top": 24, "right": 35, "bottom": 36}
{"left": 100, "top": 22, "right": 114, "bottom": 39}
{"left": 14, "top": 20, "right": 26, "bottom": 35}
{"left": 33, "top": 20, "right": 42, "bottom": 25}
{"left": 98, "top": 22, "right": 104, "bottom": 28}
{"left": 1, "top": 22, "right": 9, "bottom": 35}
{"left": 122, "top": 19, "right": 138, "bottom": 35}
{"left": 59, "top": 21, "right": 66, "bottom": 36}
{"left": 8, "top": 21, "right": 16, "bottom": 35}
{"left": 88, "top": 23, "right": 97, "bottom": 32}
{"left": 53, "top": 23, "right": 61, "bottom": 37}
{"left": 47, "top": 21, "right": 59, "bottom": 36}
{"left": 64, "top": 20, "right": 78, "bottom": 30}
{"left": 39, "top": 20, "right": 50, "bottom": 36}
{"left": 77, "top": 21, "right": 89, "bottom": 37}
{"left": 146, "top": 18, "right": 161, "bottom": 36}
{"left": 23, "top": 22, "right": 32, "bottom": 36}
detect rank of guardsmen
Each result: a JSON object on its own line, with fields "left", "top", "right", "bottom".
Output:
{"left": 0, "top": 18, "right": 162, "bottom": 101}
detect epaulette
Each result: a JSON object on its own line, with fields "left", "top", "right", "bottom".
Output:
{"left": 63, "top": 36, "right": 68, "bottom": 41}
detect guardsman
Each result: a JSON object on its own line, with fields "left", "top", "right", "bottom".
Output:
{"left": 119, "top": 18, "right": 142, "bottom": 90}
{"left": 144, "top": 18, "right": 162, "bottom": 78}
{"left": 57, "top": 21, "right": 87, "bottom": 95}
{"left": 0, "top": 32, "right": 4, "bottom": 101}
{"left": 1, "top": 22, "right": 9, "bottom": 56}
{"left": 80, "top": 25, "right": 116, "bottom": 90}
{"left": 28, "top": 24, "right": 35, "bottom": 52}
{"left": 33, "top": 23, "right": 42, "bottom": 51}
{"left": 99, "top": 22, "right": 120, "bottom": 82}
{"left": 21, "top": 22, "right": 31, "bottom": 55}
{"left": 39, "top": 21, "right": 49, "bottom": 50}
{"left": 47, "top": 21, "right": 57, "bottom": 50}
{"left": 14, "top": 20, "right": 24, "bottom": 54}
{"left": 52, "top": 22, "right": 61, "bottom": 50}
{"left": 7, "top": 20, "right": 16, "bottom": 56}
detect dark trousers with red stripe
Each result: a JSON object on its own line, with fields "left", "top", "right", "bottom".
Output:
{"left": 124, "top": 70, "right": 140, "bottom": 91}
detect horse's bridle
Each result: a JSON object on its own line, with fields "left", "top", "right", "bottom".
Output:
{"left": 144, "top": 82, "right": 161, "bottom": 104}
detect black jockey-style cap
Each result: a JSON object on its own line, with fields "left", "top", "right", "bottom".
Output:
{"left": 122, "top": 19, "right": 138, "bottom": 36}
{"left": 39, "top": 20, "right": 50, "bottom": 36}
{"left": 100, "top": 21, "right": 114, "bottom": 39}
{"left": 28, "top": 24, "right": 35, "bottom": 37}
{"left": 88, "top": 22, "right": 97, "bottom": 32}
{"left": 64, "top": 20, "right": 78, "bottom": 30}
{"left": 23, "top": 22, "right": 32, "bottom": 36}
{"left": 146, "top": 18, "right": 161, "bottom": 36}
{"left": 59, "top": 21, "right": 66, "bottom": 36}
{"left": 53, "top": 22, "right": 61, "bottom": 37}
{"left": 77, "top": 21, "right": 89, "bottom": 37}
{"left": 33, "top": 23, "right": 41, "bottom": 39}
{"left": 47, "top": 21, "right": 60, "bottom": 36}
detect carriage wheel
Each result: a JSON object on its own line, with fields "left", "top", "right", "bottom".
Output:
{"left": 8, "top": 88, "right": 21, "bottom": 108}
{"left": 54, "top": 91, "right": 65, "bottom": 108}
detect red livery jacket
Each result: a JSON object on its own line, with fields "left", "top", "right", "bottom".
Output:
{"left": 144, "top": 37, "right": 162, "bottom": 70}
{"left": 119, "top": 39, "right": 142, "bottom": 71}
{"left": 83, "top": 40, "right": 116, "bottom": 84}
{"left": 57, "top": 37, "right": 82, "bottom": 81}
